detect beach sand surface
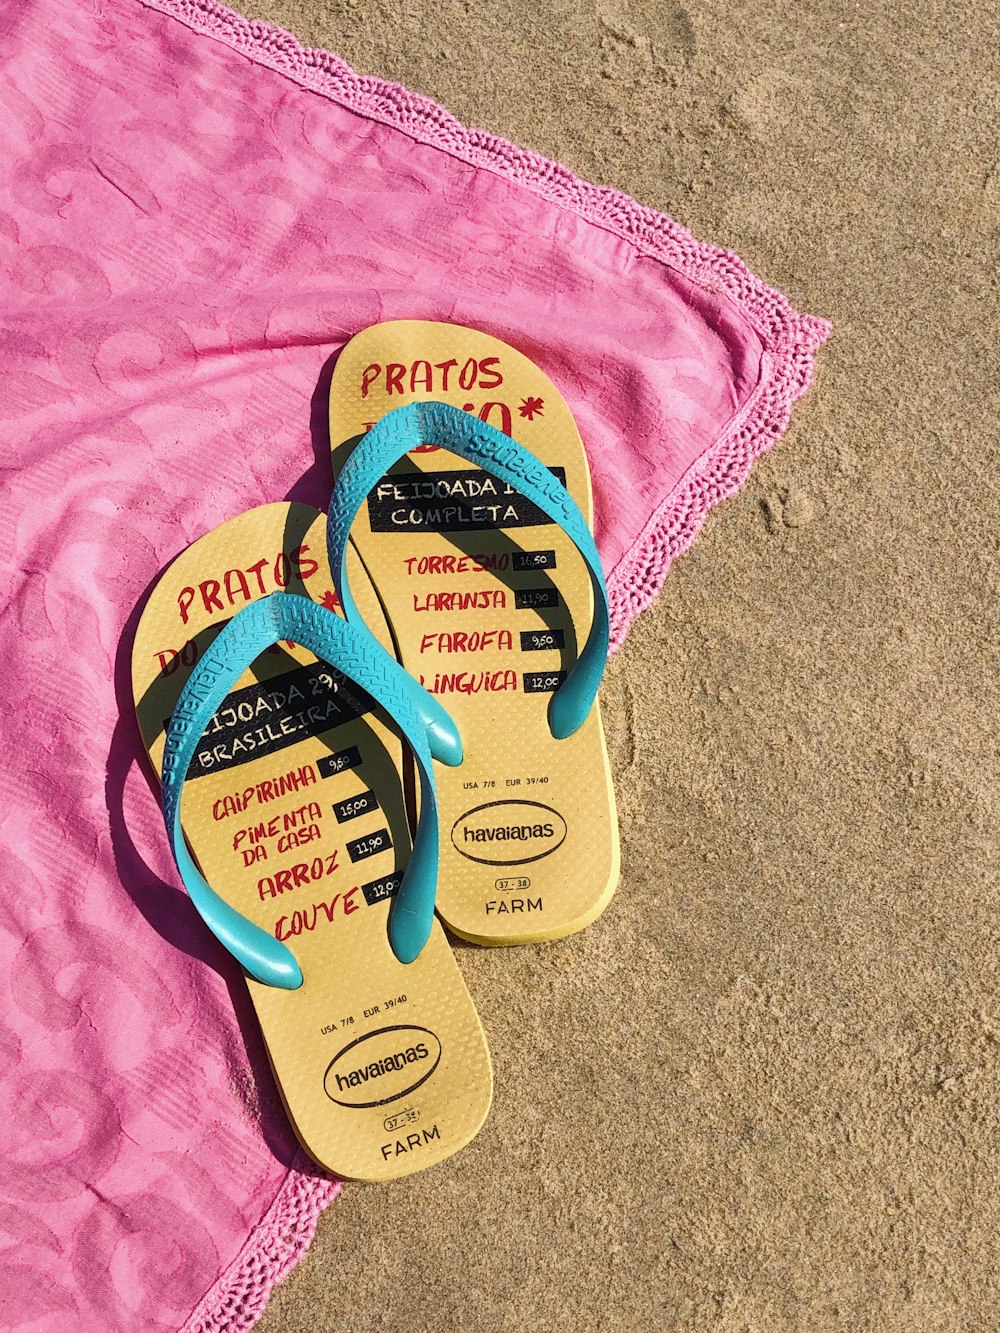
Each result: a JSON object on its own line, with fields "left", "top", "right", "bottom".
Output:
{"left": 238, "top": 2, "right": 999, "bottom": 1328}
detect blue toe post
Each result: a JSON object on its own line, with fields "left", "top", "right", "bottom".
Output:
{"left": 327, "top": 400, "right": 610, "bottom": 744}
{"left": 160, "top": 592, "right": 445, "bottom": 984}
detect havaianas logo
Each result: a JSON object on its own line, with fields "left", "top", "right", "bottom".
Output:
{"left": 324, "top": 1026, "right": 442, "bottom": 1109}
{"left": 451, "top": 799, "right": 567, "bottom": 866}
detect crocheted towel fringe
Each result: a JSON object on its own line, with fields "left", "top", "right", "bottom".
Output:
{"left": 181, "top": 1156, "right": 339, "bottom": 1333}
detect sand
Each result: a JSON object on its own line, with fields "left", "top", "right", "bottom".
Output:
{"left": 240, "top": 1, "right": 999, "bottom": 1329}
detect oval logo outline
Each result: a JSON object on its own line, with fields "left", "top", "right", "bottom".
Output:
{"left": 324, "top": 1024, "right": 442, "bottom": 1109}
{"left": 450, "top": 798, "right": 567, "bottom": 867}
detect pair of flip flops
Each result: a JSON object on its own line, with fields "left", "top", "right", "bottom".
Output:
{"left": 131, "top": 321, "right": 620, "bottom": 1180}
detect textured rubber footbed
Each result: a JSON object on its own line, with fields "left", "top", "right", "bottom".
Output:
{"left": 329, "top": 321, "right": 619, "bottom": 945}
{"left": 131, "top": 502, "right": 492, "bottom": 1181}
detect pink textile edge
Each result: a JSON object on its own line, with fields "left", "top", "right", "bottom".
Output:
{"left": 181, "top": 1153, "right": 340, "bottom": 1333}
{"left": 107, "top": 2, "right": 831, "bottom": 1327}
{"left": 605, "top": 341, "right": 824, "bottom": 647}
{"left": 138, "top": 0, "right": 831, "bottom": 655}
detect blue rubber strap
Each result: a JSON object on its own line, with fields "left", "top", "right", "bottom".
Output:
{"left": 328, "top": 400, "right": 610, "bottom": 740}
{"left": 161, "top": 592, "right": 442, "bottom": 985}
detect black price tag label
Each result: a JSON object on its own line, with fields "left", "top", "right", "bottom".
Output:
{"left": 332, "top": 790, "right": 380, "bottom": 823}
{"left": 361, "top": 872, "right": 402, "bottom": 906}
{"left": 512, "top": 550, "right": 556, "bottom": 571}
{"left": 523, "top": 671, "right": 568, "bottom": 694}
{"left": 318, "top": 745, "right": 363, "bottom": 779}
{"left": 347, "top": 827, "right": 392, "bottom": 862}
{"left": 520, "top": 629, "right": 565, "bottom": 652}
{"left": 514, "top": 588, "right": 560, "bottom": 611}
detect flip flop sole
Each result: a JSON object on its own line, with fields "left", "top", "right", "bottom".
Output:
{"left": 330, "top": 322, "right": 619, "bottom": 945}
{"left": 131, "top": 502, "right": 492, "bottom": 1180}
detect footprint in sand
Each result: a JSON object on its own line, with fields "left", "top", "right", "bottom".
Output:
{"left": 762, "top": 486, "right": 820, "bottom": 533}
{"left": 597, "top": 9, "right": 695, "bottom": 81}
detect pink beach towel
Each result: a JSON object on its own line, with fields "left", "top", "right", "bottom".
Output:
{"left": 0, "top": 1, "right": 828, "bottom": 1328}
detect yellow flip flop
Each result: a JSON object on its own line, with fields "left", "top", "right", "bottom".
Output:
{"left": 328, "top": 321, "right": 620, "bottom": 946}
{"left": 131, "top": 501, "right": 492, "bottom": 1180}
